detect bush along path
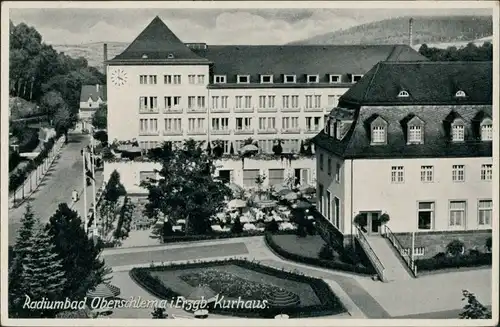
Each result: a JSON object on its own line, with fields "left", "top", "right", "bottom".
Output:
{"left": 9, "top": 136, "right": 65, "bottom": 209}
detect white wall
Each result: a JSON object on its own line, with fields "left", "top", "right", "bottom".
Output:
{"left": 104, "top": 161, "right": 161, "bottom": 194}
{"left": 344, "top": 157, "right": 493, "bottom": 233}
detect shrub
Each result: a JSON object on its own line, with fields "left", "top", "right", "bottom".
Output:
{"left": 305, "top": 220, "right": 316, "bottom": 235}
{"left": 485, "top": 237, "right": 492, "bottom": 252}
{"left": 318, "top": 244, "right": 335, "bottom": 260}
{"left": 379, "top": 213, "right": 390, "bottom": 224}
{"left": 416, "top": 252, "right": 492, "bottom": 272}
{"left": 162, "top": 220, "right": 175, "bottom": 239}
{"left": 93, "top": 130, "right": 108, "bottom": 143}
{"left": 231, "top": 217, "right": 243, "bottom": 234}
{"left": 296, "top": 226, "right": 307, "bottom": 238}
{"left": 265, "top": 219, "right": 279, "bottom": 233}
{"left": 434, "top": 252, "right": 446, "bottom": 259}
{"left": 353, "top": 213, "right": 367, "bottom": 227}
{"left": 272, "top": 142, "right": 283, "bottom": 155}
{"left": 446, "top": 240, "right": 465, "bottom": 256}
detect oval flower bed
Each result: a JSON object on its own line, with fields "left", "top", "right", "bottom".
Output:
{"left": 129, "top": 259, "right": 346, "bottom": 318}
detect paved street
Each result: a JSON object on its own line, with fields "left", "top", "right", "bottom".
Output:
{"left": 8, "top": 131, "right": 102, "bottom": 245}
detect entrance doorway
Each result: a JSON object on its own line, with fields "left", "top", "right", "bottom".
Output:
{"left": 294, "top": 169, "right": 301, "bottom": 186}
{"left": 358, "top": 211, "right": 382, "bottom": 235}
{"left": 219, "top": 170, "right": 231, "bottom": 184}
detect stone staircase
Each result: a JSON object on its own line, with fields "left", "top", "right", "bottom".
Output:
{"left": 365, "top": 235, "right": 414, "bottom": 282}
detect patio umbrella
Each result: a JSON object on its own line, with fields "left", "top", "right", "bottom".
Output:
{"left": 278, "top": 188, "right": 294, "bottom": 196}
{"left": 228, "top": 183, "right": 243, "bottom": 194}
{"left": 117, "top": 144, "right": 142, "bottom": 153}
{"left": 187, "top": 285, "right": 217, "bottom": 302}
{"left": 266, "top": 289, "right": 300, "bottom": 308}
{"left": 257, "top": 200, "right": 278, "bottom": 209}
{"left": 284, "top": 192, "right": 299, "bottom": 201}
{"left": 239, "top": 144, "right": 258, "bottom": 153}
{"left": 228, "top": 199, "right": 247, "bottom": 209}
{"left": 295, "top": 200, "right": 313, "bottom": 209}
{"left": 86, "top": 283, "right": 121, "bottom": 298}
{"left": 273, "top": 184, "right": 288, "bottom": 193}
{"left": 299, "top": 185, "right": 316, "bottom": 194}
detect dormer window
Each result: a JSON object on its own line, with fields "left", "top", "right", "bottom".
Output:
{"left": 335, "top": 120, "right": 342, "bottom": 139}
{"left": 284, "top": 75, "right": 296, "bottom": 83}
{"left": 481, "top": 119, "right": 493, "bottom": 141}
{"left": 455, "top": 90, "right": 466, "bottom": 98}
{"left": 451, "top": 121, "right": 465, "bottom": 142}
{"left": 368, "top": 115, "right": 388, "bottom": 145}
{"left": 214, "top": 75, "right": 226, "bottom": 84}
{"left": 372, "top": 126, "right": 386, "bottom": 143}
{"left": 167, "top": 53, "right": 174, "bottom": 59}
{"left": 237, "top": 75, "right": 250, "bottom": 84}
{"left": 329, "top": 75, "right": 341, "bottom": 83}
{"left": 142, "top": 54, "right": 148, "bottom": 59}
{"left": 307, "top": 75, "right": 319, "bottom": 83}
{"left": 408, "top": 125, "right": 422, "bottom": 143}
{"left": 398, "top": 90, "right": 410, "bottom": 98}
{"left": 260, "top": 75, "right": 273, "bottom": 84}
{"left": 329, "top": 119, "right": 335, "bottom": 137}
{"left": 352, "top": 74, "right": 363, "bottom": 83}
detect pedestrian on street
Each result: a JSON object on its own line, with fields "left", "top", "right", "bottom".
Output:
{"left": 72, "top": 189, "right": 79, "bottom": 203}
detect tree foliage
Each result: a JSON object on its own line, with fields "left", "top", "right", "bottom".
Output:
{"left": 46, "top": 203, "right": 111, "bottom": 300}
{"left": 92, "top": 103, "right": 108, "bottom": 130}
{"left": 460, "top": 290, "right": 491, "bottom": 319}
{"left": 419, "top": 42, "right": 493, "bottom": 61}
{"left": 142, "top": 139, "right": 232, "bottom": 235}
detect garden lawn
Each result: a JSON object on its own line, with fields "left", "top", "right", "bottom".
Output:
{"left": 149, "top": 264, "right": 322, "bottom": 306}
{"left": 271, "top": 234, "right": 337, "bottom": 259}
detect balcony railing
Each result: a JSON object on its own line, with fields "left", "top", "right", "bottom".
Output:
{"left": 281, "top": 107, "right": 301, "bottom": 112}
{"left": 304, "top": 107, "right": 324, "bottom": 112}
{"left": 383, "top": 225, "right": 418, "bottom": 277}
{"left": 187, "top": 107, "right": 207, "bottom": 113}
{"left": 304, "top": 128, "right": 321, "bottom": 134}
{"left": 139, "top": 131, "right": 160, "bottom": 136}
{"left": 257, "top": 128, "right": 278, "bottom": 134}
{"left": 163, "top": 130, "right": 183, "bottom": 136}
{"left": 281, "top": 128, "right": 301, "bottom": 134}
{"left": 163, "top": 107, "right": 183, "bottom": 114}
{"left": 234, "top": 128, "right": 254, "bottom": 135}
{"left": 187, "top": 129, "right": 207, "bottom": 135}
{"left": 139, "top": 108, "right": 160, "bottom": 114}
{"left": 210, "top": 107, "right": 230, "bottom": 113}
{"left": 211, "top": 129, "right": 231, "bottom": 135}
{"left": 354, "top": 225, "right": 386, "bottom": 282}
{"left": 234, "top": 107, "right": 255, "bottom": 113}
{"left": 257, "top": 107, "right": 278, "bottom": 113}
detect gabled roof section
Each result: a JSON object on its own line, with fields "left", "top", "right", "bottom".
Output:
{"left": 109, "top": 16, "right": 209, "bottom": 64}
{"left": 444, "top": 110, "right": 464, "bottom": 124}
{"left": 400, "top": 113, "right": 424, "bottom": 127}
{"left": 472, "top": 110, "right": 492, "bottom": 122}
{"left": 80, "top": 85, "right": 107, "bottom": 102}
{"left": 340, "top": 61, "right": 492, "bottom": 105}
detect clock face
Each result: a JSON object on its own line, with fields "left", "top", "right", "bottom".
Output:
{"left": 110, "top": 68, "right": 128, "bottom": 86}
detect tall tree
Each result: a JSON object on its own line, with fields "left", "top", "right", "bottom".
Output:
{"left": 22, "top": 223, "right": 67, "bottom": 318}
{"left": 53, "top": 104, "right": 73, "bottom": 143}
{"left": 46, "top": 203, "right": 111, "bottom": 300}
{"left": 92, "top": 104, "right": 108, "bottom": 130}
{"left": 40, "top": 90, "right": 66, "bottom": 120}
{"left": 142, "top": 139, "right": 232, "bottom": 235}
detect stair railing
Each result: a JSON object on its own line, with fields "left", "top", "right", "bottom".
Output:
{"left": 382, "top": 225, "right": 418, "bottom": 277}
{"left": 354, "top": 225, "right": 386, "bottom": 282}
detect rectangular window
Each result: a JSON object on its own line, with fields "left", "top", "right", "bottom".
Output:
{"left": 212, "top": 118, "right": 229, "bottom": 131}
{"left": 268, "top": 96, "right": 276, "bottom": 108}
{"left": 173, "top": 75, "right": 181, "bottom": 84}
{"left": 420, "top": 166, "right": 434, "bottom": 182}
{"left": 164, "top": 75, "right": 172, "bottom": 84}
{"left": 291, "top": 95, "right": 299, "bottom": 108}
{"left": 284, "top": 75, "right": 296, "bottom": 83}
{"left": 314, "top": 95, "right": 321, "bottom": 108}
{"left": 452, "top": 165, "right": 465, "bottom": 182}
{"left": 214, "top": 75, "right": 226, "bottom": 84}
{"left": 197, "top": 96, "right": 205, "bottom": 108}
{"left": 481, "top": 164, "right": 492, "bottom": 181}
{"left": 197, "top": 75, "right": 205, "bottom": 84}
{"left": 236, "top": 117, "right": 252, "bottom": 130}
{"left": 481, "top": 124, "right": 493, "bottom": 141}
{"left": 328, "top": 95, "right": 336, "bottom": 107}
{"left": 188, "top": 75, "right": 195, "bottom": 84}
{"left": 307, "top": 75, "right": 319, "bottom": 83}
{"left": 352, "top": 74, "right": 363, "bottom": 83}
{"left": 452, "top": 125, "right": 465, "bottom": 141}
{"left": 305, "top": 95, "right": 313, "bottom": 109}
{"left": 478, "top": 200, "right": 492, "bottom": 226}
{"left": 268, "top": 169, "right": 284, "bottom": 186}
{"left": 326, "top": 191, "right": 332, "bottom": 221}
{"left": 140, "top": 75, "right": 147, "bottom": 84}
{"left": 259, "top": 96, "right": 266, "bottom": 108}
{"left": 165, "top": 118, "right": 182, "bottom": 132}
{"left": 327, "top": 158, "right": 332, "bottom": 176}
{"left": 212, "top": 96, "right": 219, "bottom": 109}
{"left": 244, "top": 96, "right": 252, "bottom": 108}
{"left": 372, "top": 126, "right": 386, "bottom": 143}
{"left": 237, "top": 75, "right": 250, "bottom": 84}
{"left": 139, "top": 119, "right": 148, "bottom": 132}
{"left": 319, "top": 153, "right": 324, "bottom": 171}
{"left": 449, "top": 201, "right": 466, "bottom": 227}
{"left": 282, "top": 96, "right": 290, "bottom": 109}
{"left": 261, "top": 75, "right": 273, "bottom": 83}
{"left": 188, "top": 118, "right": 196, "bottom": 131}
{"left": 391, "top": 166, "right": 404, "bottom": 183}
{"left": 235, "top": 96, "right": 243, "bottom": 109}
{"left": 243, "top": 169, "right": 259, "bottom": 187}
{"left": 221, "top": 96, "right": 228, "bottom": 108}
{"left": 408, "top": 125, "right": 422, "bottom": 143}
{"left": 188, "top": 96, "right": 196, "bottom": 109}
{"left": 335, "top": 163, "right": 341, "bottom": 182}
{"left": 149, "top": 75, "right": 157, "bottom": 84}
{"left": 318, "top": 183, "right": 324, "bottom": 215}
{"left": 418, "top": 202, "right": 434, "bottom": 230}
{"left": 329, "top": 75, "right": 341, "bottom": 83}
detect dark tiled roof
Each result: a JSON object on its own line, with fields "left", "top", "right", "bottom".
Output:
{"left": 340, "top": 61, "right": 493, "bottom": 105}
{"left": 313, "top": 104, "right": 492, "bottom": 159}
{"left": 80, "top": 85, "right": 107, "bottom": 102}
{"left": 191, "top": 44, "right": 427, "bottom": 84}
{"left": 109, "top": 16, "right": 209, "bottom": 64}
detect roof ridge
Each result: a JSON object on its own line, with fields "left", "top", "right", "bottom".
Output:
{"left": 362, "top": 62, "right": 382, "bottom": 102}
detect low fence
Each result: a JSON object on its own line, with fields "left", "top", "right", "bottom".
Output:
{"left": 9, "top": 136, "right": 65, "bottom": 208}
{"left": 354, "top": 225, "right": 386, "bottom": 282}
{"left": 86, "top": 180, "right": 107, "bottom": 236}
{"left": 383, "top": 225, "right": 418, "bottom": 277}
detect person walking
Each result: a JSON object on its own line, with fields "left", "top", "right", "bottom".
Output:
{"left": 72, "top": 189, "right": 79, "bottom": 203}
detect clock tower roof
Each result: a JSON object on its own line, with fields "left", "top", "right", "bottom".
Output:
{"left": 108, "top": 16, "right": 209, "bottom": 64}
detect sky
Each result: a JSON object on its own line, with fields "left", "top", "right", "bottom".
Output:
{"left": 9, "top": 7, "right": 493, "bottom": 45}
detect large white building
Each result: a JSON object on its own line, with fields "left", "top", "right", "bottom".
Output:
{"left": 105, "top": 16, "right": 427, "bottom": 192}
{"left": 312, "top": 61, "right": 493, "bottom": 255}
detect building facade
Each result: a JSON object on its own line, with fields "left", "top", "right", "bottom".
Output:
{"left": 312, "top": 61, "right": 493, "bottom": 246}
{"left": 106, "top": 16, "right": 427, "bottom": 191}
{"left": 78, "top": 84, "right": 107, "bottom": 131}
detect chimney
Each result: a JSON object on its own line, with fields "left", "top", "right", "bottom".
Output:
{"left": 409, "top": 18, "right": 414, "bottom": 47}
{"left": 103, "top": 43, "right": 108, "bottom": 74}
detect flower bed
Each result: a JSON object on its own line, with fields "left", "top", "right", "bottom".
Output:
{"left": 163, "top": 229, "right": 296, "bottom": 243}
{"left": 265, "top": 233, "right": 375, "bottom": 275}
{"left": 416, "top": 252, "right": 492, "bottom": 272}
{"left": 129, "top": 259, "right": 346, "bottom": 318}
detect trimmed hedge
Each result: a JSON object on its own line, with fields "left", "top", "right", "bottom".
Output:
{"left": 129, "top": 259, "right": 346, "bottom": 318}
{"left": 163, "top": 229, "right": 296, "bottom": 243}
{"left": 9, "top": 137, "right": 58, "bottom": 192}
{"left": 265, "top": 233, "right": 375, "bottom": 275}
{"left": 416, "top": 252, "right": 492, "bottom": 272}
